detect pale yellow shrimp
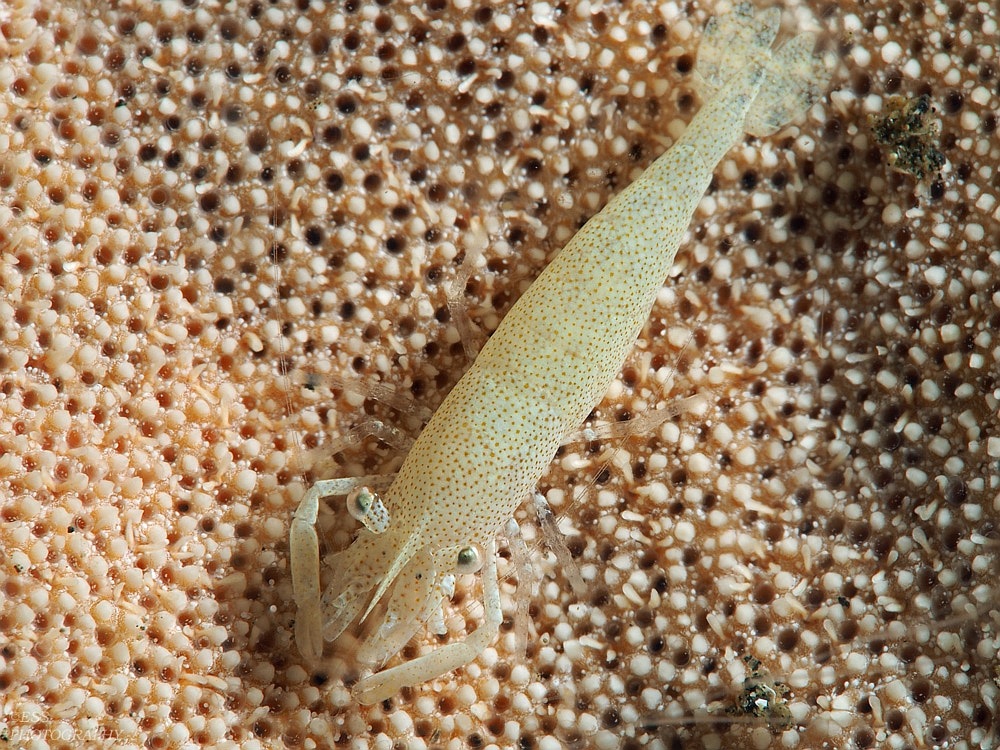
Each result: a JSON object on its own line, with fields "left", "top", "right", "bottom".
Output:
{"left": 290, "top": 2, "right": 830, "bottom": 705}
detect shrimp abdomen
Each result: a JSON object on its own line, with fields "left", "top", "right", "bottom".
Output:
{"left": 457, "top": 3, "right": 830, "bottom": 478}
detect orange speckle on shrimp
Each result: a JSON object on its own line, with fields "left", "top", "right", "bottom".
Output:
{"left": 290, "top": 1, "right": 830, "bottom": 704}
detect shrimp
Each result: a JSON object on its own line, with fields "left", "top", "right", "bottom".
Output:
{"left": 290, "top": 2, "right": 830, "bottom": 705}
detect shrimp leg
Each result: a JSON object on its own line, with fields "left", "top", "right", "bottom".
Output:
{"left": 505, "top": 517, "right": 533, "bottom": 657}
{"left": 352, "top": 536, "right": 501, "bottom": 705}
{"left": 568, "top": 394, "right": 705, "bottom": 445}
{"left": 290, "top": 473, "right": 396, "bottom": 661}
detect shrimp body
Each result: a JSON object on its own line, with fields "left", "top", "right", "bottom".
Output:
{"left": 290, "top": 2, "right": 829, "bottom": 704}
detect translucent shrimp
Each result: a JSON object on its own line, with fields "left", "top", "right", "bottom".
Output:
{"left": 290, "top": 2, "right": 830, "bottom": 704}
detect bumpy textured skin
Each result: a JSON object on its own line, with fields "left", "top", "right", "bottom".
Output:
{"left": 290, "top": 2, "right": 829, "bottom": 704}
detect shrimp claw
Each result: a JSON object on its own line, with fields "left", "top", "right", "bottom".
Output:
{"left": 289, "top": 474, "right": 395, "bottom": 662}
{"left": 352, "top": 536, "right": 501, "bottom": 704}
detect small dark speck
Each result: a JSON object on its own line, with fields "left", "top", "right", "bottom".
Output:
{"left": 742, "top": 222, "right": 762, "bottom": 243}
{"left": 943, "top": 89, "right": 963, "bottom": 114}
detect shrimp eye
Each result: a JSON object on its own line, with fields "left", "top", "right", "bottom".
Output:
{"left": 455, "top": 544, "right": 483, "bottom": 574}
{"left": 346, "top": 487, "right": 390, "bottom": 534}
